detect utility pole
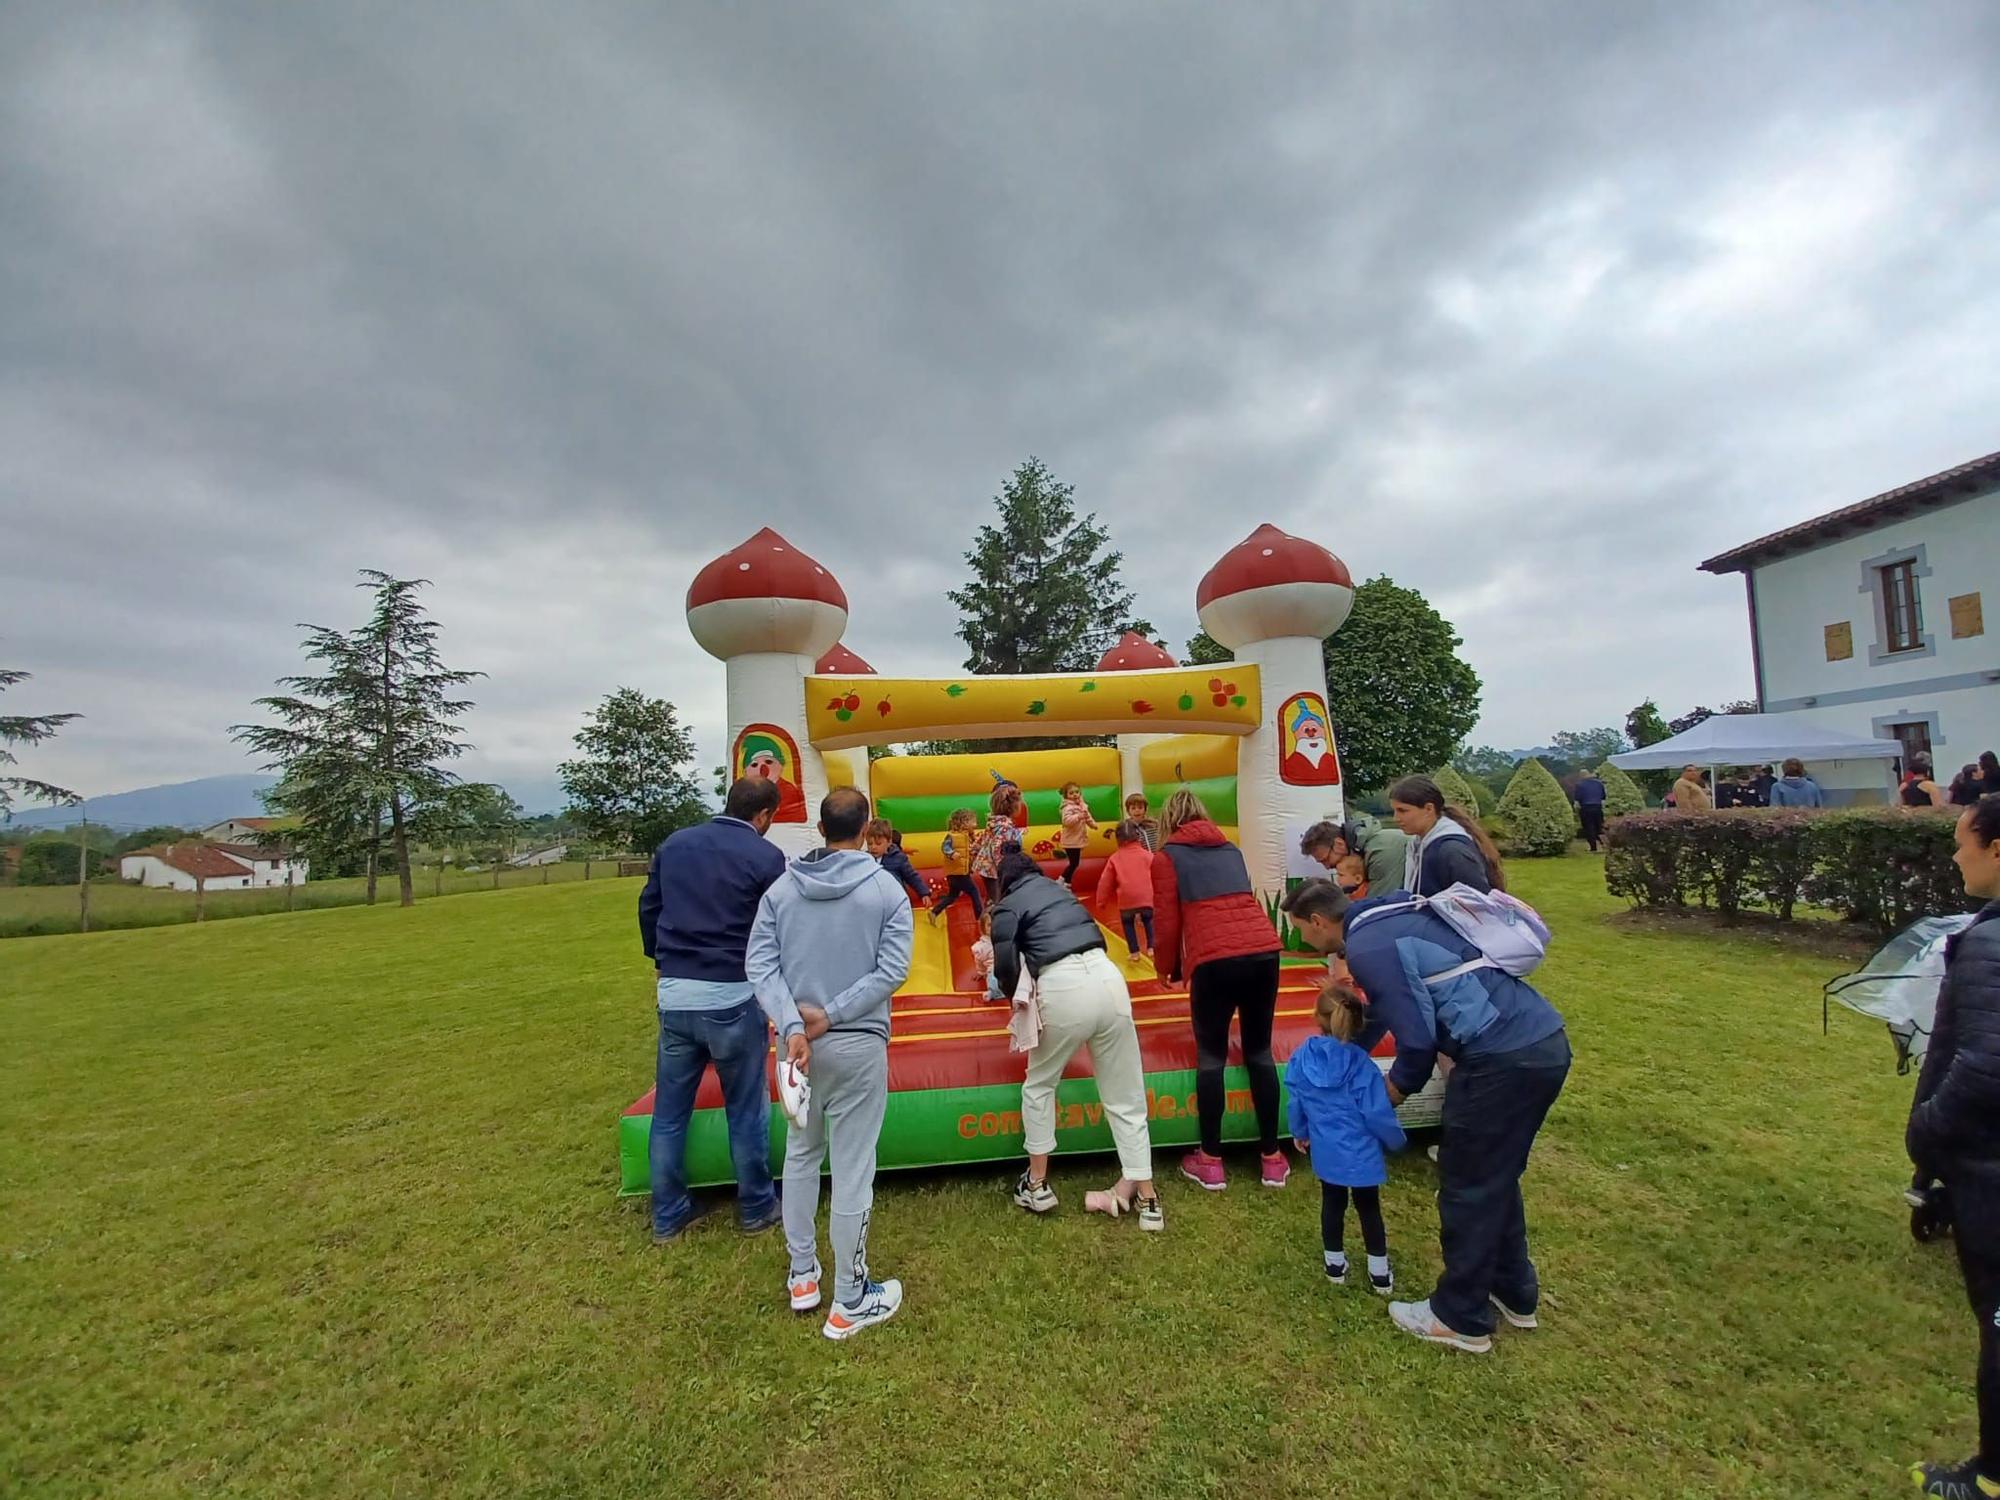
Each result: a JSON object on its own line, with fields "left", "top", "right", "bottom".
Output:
{"left": 77, "top": 803, "right": 90, "bottom": 934}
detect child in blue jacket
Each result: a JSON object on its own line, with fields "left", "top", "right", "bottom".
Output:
{"left": 1286, "top": 979, "right": 1407, "bottom": 1293}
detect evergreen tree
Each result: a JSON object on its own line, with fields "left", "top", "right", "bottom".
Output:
{"left": 235, "top": 572, "right": 480, "bottom": 906}
{"left": 1595, "top": 761, "right": 1647, "bottom": 817}
{"left": 948, "top": 458, "right": 1154, "bottom": 674}
{"left": 1495, "top": 757, "right": 1577, "bottom": 857}
{"left": 1189, "top": 576, "right": 1481, "bottom": 796}
{"left": 560, "top": 688, "right": 706, "bottom": 856}
{"left": 0, "top": 663, "right": 79, "bottom": 820}
{"left": 1431, "top": 764, "right": 1486, "bottom": 817}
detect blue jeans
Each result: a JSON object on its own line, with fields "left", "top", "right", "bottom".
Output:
{"left": 1431, "top": 1029, "right": 1571, "bottom": 1337}
{"left": 650, "top": 1000, "right": 777, "bottom": 1235}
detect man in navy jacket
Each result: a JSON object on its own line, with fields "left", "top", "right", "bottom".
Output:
{"left": 1282, "top": 878, "right": 1571, "bottom": 1355}
{"left": 639, "top": 777, "right": 788, "bottom": 1241}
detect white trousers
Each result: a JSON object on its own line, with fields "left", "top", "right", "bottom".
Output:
{"left": 1020, "top": 949, "right": 1154, "bottom": 1180}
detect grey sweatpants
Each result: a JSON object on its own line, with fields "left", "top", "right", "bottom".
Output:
{"left": 782, "top": 1029, "right": 889, "bottom": 1306}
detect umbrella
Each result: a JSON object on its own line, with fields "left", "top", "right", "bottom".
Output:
{"left": 1824, "top": 913, "right": 1978, "bottom": 1072}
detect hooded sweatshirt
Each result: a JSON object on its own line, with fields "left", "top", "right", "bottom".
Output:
{"left": 746, "top": 848, "right": 914, "bottom": 1043}
{"left": 1402, "top": 815, "right": 1492, "bottom": 898}
{"left": 1769, "top": 775, "right": 1824, "bottom": 808}
{"left": 1284, "top": 1034, "right": 1407, "bottom": 1188}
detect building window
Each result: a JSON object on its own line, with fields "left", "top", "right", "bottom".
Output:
{"left": 1880, "top": 560, "right": 1922, "bottom": 653}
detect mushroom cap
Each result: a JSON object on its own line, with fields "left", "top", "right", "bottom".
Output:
{"left": 815, "top": 642, "right": 876, "bottom": 675}
{"left": 1194, "top": 523, "right": 1354, "bottom": 648}
{"left": 686, "top": 528, "right": 848, "bottom": 660}
{"left": 1095, "top": 631, "right": 1177, "bottom": 672}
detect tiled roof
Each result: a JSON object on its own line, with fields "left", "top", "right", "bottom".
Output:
{"left": 1700, "top": 449, "right": 2000, "bottom": 575}
{"left": 122, "top": 843, "right": 254, "bottom": 879}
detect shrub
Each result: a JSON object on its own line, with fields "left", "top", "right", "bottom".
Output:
{"left": 1430, "top": 765, "right": 1485, "bottom": 818}
{"left": 1495, "top": 758, "right": 1576, "bottom": 857}
{"left": 1604, "top": 807, "right": 1973, "bottom": 933}
{"left": 1595, "top": 762, "right": 1647, "bottom": 817}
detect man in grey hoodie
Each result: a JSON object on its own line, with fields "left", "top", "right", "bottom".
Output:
{"left": 746, "top": 785, "right": 914, "bottom": 1341}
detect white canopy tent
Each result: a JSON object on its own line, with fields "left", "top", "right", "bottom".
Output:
{"left": 1610, "top": 712, "right": 1904, "bottom": 803}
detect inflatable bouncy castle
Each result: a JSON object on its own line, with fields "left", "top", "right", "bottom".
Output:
{"left": 617, "top": 522, "right": 1426, "bottom": 1194}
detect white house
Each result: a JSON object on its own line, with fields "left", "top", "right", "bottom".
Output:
{"left": 200, "top": 816, "right": 286, "bottom": 842}
{"left": 1701, "top": 449, "right": 2000, "bottom": 803}
{"left": 208, "top": 842, "right": 309, "bottom": 888}
{"left": 507, "top": 843, "right": 568, "bottom": 868}
{"left": 119, "top": 843, "right": 261, "bottom": 893}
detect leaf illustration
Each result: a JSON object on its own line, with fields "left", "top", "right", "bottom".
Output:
{"left": 944, "top": 683, "right": 967, "bottom": 697}
{"left": 1026, "top": 699, "right": 1047, "bottom": 716}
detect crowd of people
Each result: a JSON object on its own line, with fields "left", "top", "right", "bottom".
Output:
{"left": 636, "top": 771, "right": 1569, "bottom": 1354}
{"left": 1661, "top": 749, "right": 2000, "bottom": 814}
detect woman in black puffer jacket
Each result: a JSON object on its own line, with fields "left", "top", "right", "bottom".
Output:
{"left": 991, "top": 851, "right": 1161, "bottom": 1229}
{"left": 1909, "top": 794, "right": 2000, "bottom": 1497}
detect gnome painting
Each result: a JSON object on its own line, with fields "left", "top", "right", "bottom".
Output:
{"left": 1276, "top": 692, "right": 1341, "bottom": 786}
{"left": 734, "top": 723, "right": 808, "bottom": 821}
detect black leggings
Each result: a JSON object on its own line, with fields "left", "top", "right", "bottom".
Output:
{"left": 1955, "top": 1180, "right": 2000, "bottom": 1474}
{"left": 1322, "top": 1182, "right": 1387, "bottom": 1257}
{"left": 1061, "top": 848, "right": 1082, "bottom": 883}
{"left": 1188, "top": 952, "right": 1281, "bottom": 1155}
{"left": 1120, "top": 907, "right": 1155, "bottom": 952}
{"left": 931, "top": 874, "right": 984, "bottom": 919}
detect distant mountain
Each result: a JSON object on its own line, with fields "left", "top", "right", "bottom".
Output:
{"left": 6, "top": 773, "right": 279, "bottom": 834}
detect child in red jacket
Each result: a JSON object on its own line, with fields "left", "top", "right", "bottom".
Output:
{"left": 1102, "top": 820, "right": 1156, "bottom": 960}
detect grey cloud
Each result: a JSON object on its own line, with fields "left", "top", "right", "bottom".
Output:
{"left": 4, "top": 0, "right": 1998, "bottom": 801}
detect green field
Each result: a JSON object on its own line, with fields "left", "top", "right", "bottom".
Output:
{"left": 0, "top": 859, "right": 624, "bottom": 939}
{"left": 0, "top": 858, "right": 1973, "bottom": 1497}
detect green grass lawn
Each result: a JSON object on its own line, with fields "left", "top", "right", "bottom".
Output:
{"left": 0, "top": 858, "right": 1972, "bottom": 1497}
{"left": 0, "top": 859, "right": 622, "bottom": 939}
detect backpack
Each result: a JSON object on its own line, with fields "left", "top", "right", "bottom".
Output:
{"left": 1346, "top": 883, "right": 1551, "bottom": 985}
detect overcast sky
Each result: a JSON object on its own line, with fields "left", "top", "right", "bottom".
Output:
{"left": 5, "top": 2, "right": 1997, "bottom": 806}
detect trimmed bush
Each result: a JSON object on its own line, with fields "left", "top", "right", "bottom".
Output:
{"left": 1595, "top": 762, "right": 1647, "bottom": 818}
{"left": 1604, "top": 807, "right": 1973, "bottom": 933}
{"left": 1495, "top": 758, "right": 1577, "bottom": 857}
{"left": 1430, "top": 765, "right": 1485, "bottom": 818}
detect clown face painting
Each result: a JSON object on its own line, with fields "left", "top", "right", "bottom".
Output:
{"left": 1277, "top": 692, "right": 1341, "bottom": 787}
{"left": 733, "top": 723, "right": 808, "bottom": 822}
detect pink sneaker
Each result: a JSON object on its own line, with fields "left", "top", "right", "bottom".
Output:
{"left": 1260, "top": 1151, "right": 1290, "bottom": 1189}
{"left": 1180, "top": 1150, "right": 1226, "bottom": 1191}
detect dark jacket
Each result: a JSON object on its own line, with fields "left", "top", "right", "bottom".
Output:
{"left": 1151, "top": 819, "right": 1280, "bottom": 982}
{"left": 1908, "top": 903, "right": 2000, "bottom": 1182}
{"left": 1343, "top": 893, "right": 1566, "bottom": 1098}
{"left": 1285, "top": 1034, "right": 1406, "bottom": 1188}
{"left": 1408, "top": 820, "right": 1493, "bottom": 898}
{"left": 639, "top": 816, "right": 787, "bottom": 982}
{"left": 991, "top": 871, "right": 1105, "bottom": 996}
{"left": 1572, "top": 776, "right": 1606, "bottom": 808}
{"left": 877, "top": 845, "right": 929, "bottom": 903}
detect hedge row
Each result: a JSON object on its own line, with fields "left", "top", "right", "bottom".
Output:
{"left": 1603, "top": 807, "right": 1976, "bottom": 933}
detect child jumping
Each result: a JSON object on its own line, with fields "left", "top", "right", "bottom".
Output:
{"left": 972, "top": 785, "right": 1024, "bottom": 901}
{"left": 1101, "top": 819, "right": 1156, "bottom": 961}
{"left": 864, "top": 819, "right": 930, "bottom": 906}
{"left": 931, "top": 808, "right": 985, "bottom": 924}
{"left": 1123, "top": 792, "right": 1161, "bottom": 853}
{"left": 1058, "top": 782, "right": 1097, "bottom": 885}
{"left": 1286, "top": 979, "right": 1406, "bottom": 1295}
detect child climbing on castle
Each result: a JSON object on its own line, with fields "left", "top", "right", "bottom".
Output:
{"left": 865, "top": 818, "right": 930, "bottom": 906}
{"left": 1286, "top": 979, "right": 1406, "bottom": 1296}
{"left": 972, "top": 784, "right": 1024, "bottom": 900}
{"left": 969, "top": 912, "right": 1003, "bottom": 1001}
{"left": 930, "top": 807, "right": 985, "bottom": 925}
{"left": 1100, "top": 819, "right": 1156, "bottom": 962}
{"left": 1057, "top": 782, "right": 1097, "bottom": 885}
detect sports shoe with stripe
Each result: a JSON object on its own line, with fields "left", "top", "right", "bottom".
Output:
{"left": 1388, "top": 1298, "right": 1492, "bottom": 1354}
{"left": 1912, "top": 1458, "right": 2000, "bottom": 1497}
{"left": 1013, "top": 1171, "right": 1058, "bottom": 1214}
{"left": 822, "top": 1278, "right": 904, "bottom": 1341}
{"left": 787, "top": 1259, "right": 823, "bottom": 1313}
{"left": 1135, "top": 1194, "right": 1164, "bottom": 1232}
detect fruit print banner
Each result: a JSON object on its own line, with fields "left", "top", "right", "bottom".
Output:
{"left": 802, "top": 666, "right": 1262, "bottom": 750}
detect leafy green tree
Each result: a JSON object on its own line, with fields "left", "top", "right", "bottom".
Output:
{"left": 948, "top": 458, "right": 1154, "bottom": 675}
{"left": 430, "top": 783, "right": 525, "bottom": 863}
{"left": 114, "top": 825, "right": 192, "bottom": 855}
{"left": 1189, "top": 576, "right": 1481, "bottom": 796}
{"left": 560, "top": 688, "right": 706, "bottom": 856}
{"left": 1625, "top": 700, "right": 1670, "bottom": 749}
{"left": 235, "top": 572, "right": 481, "bottom": 907}
{"left": 17, "top": 836, "right": 103, "bottom": 885}
{"left": 1551, "top": 727, "right": 1626, "bottom": 765}
{"left": 1495, "top": 757, "right": 1577, "bottom": 857}
{"left": 1595, "top": 761, "right": 1647, "bottom": 816}
{"left": 1, "top": 664, "right": 78, "bottom": 821}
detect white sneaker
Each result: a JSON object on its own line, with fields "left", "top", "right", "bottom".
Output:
{"left": 1490, "top": 1293, "right": 1538, "bottom": 1329}
{"left": 1388, "top": 1298, "right": 1491, "bottom": 1354}
{"left": 787, "top": 1259, "right": 823, "bottom": 1312}
{"left": 1136, "top": 1194, "right": 1164, "bottom": 1232}
{"left": 1013, "top": 1171, "right": 1058, "bottom": 1214}
{"left": 823, "top": 1278, "right": 903, "bottom": 1341}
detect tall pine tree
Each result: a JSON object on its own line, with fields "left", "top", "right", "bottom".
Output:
{"left": 0, "top": 663, "right": 78, "bottom": 820}
{"left": 948, "top": 458, "right": 1154, "bottom": 674}
{"left": 234, "top": 572, "right": 480, "bottom": 906}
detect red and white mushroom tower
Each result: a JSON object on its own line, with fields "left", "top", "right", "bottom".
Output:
{"left": 686, "top": 528, "right": 849, "bottom": 856}
{"left": 1195, "top": 524, "right": 1356, "bottom": 898}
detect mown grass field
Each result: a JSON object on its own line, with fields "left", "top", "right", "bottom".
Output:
{"left": 0, "top": 858, "right": 1972, "bottom": 1497}
{"left": 0, "top": 859, "right": 620, "bottom": 939}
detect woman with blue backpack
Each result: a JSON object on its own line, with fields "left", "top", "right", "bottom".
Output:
{"left": 1280, "top": 876, "right": 1570, "bottom": 1355}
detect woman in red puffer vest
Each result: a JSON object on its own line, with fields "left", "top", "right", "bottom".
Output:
{"left": 1151, "top": 789, "right": 1285, "bottom": 1192}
